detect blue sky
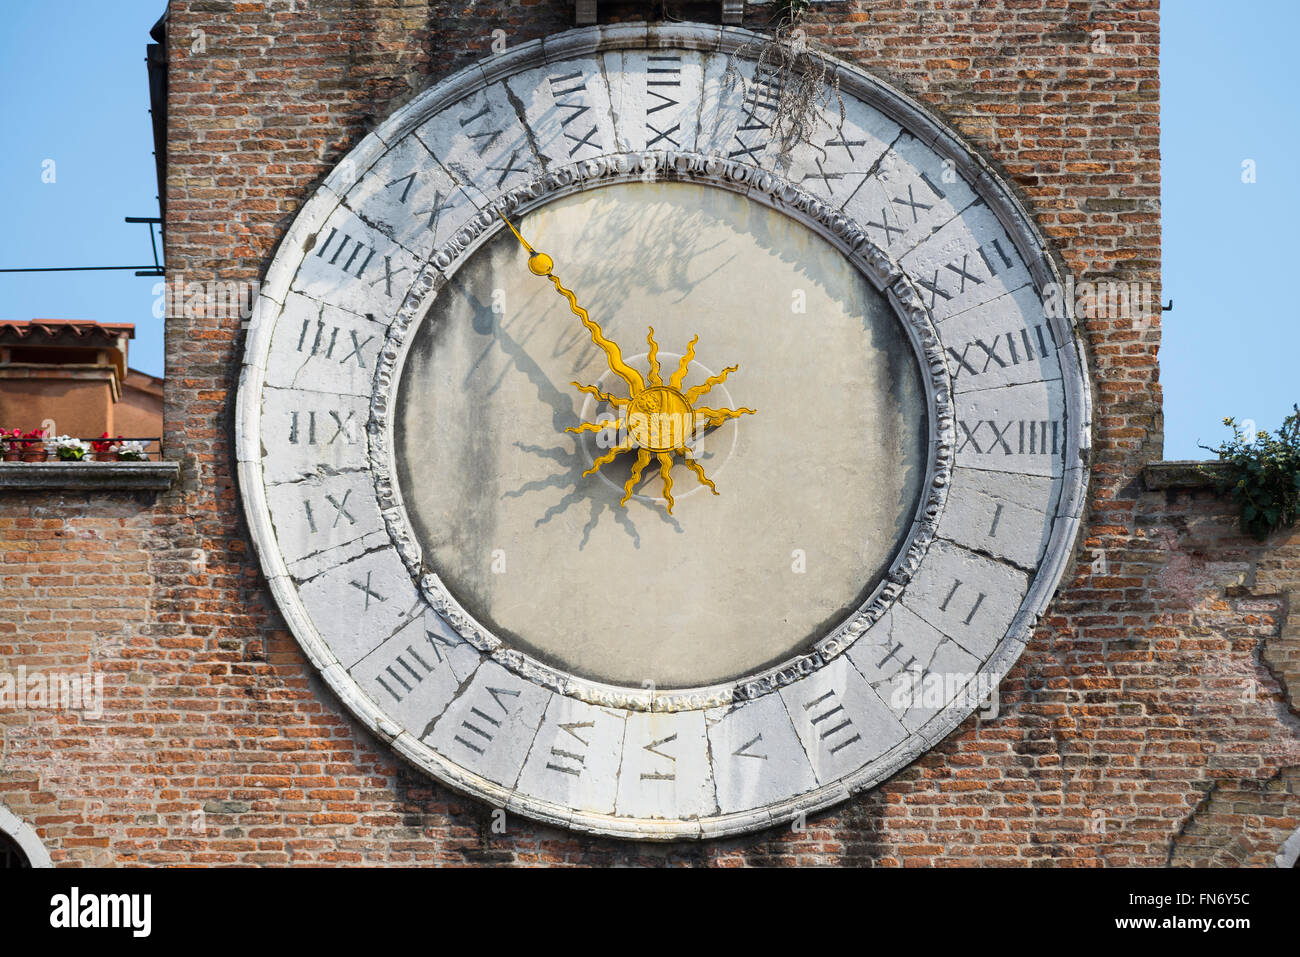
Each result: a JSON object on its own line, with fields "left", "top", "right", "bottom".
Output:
{"left": 1162, "top": 0, "right": 1299, "bottom": 456}
{"left": 0, "top": 1, "right": 165, "bottom": 368}
{"left": 0, "top": 0, "right": 1295, "bottom": 458}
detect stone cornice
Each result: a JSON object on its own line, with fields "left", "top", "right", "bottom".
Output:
{"left": 1142, "top": 460, "right": 1233, "bottom": 491}
{"left": 0, "top": 461, "right": 180, "bottom": 491}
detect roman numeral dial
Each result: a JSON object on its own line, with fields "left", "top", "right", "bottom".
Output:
{"left": 237, "top": 28, "right": 1090, "bottom": 842}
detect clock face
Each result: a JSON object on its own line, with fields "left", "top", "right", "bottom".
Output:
{"left": 237, "top": 23, "right": 1089, "bottom": 839}
{"left": 396, "top": 181, "right": 928, "bottom": 688}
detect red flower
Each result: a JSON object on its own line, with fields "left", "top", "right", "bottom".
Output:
{"left": 91, "top": 432, "right": 119, "bottom": 454}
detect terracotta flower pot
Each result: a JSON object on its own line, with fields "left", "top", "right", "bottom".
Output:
{"left": 21, "top": 448, "right": 48, "bottom": 462}
{"left": 2, "top": 449, "right": 21, "bottom": 462}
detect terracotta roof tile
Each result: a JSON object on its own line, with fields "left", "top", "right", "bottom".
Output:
{"left": 0, "top": 319, "right": 135, "bottom": 340}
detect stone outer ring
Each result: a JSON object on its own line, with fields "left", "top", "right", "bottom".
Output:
{"left": 236, "top": 22, "right": 1092, "bottom": 840}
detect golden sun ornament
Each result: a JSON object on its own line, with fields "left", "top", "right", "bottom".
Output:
{"left": 498, "top": 211, "right": 755, "bottom": 513}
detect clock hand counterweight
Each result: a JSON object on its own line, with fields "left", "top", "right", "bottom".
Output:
{"left": 496, "top": 209, "right": 754, "bottom": 514}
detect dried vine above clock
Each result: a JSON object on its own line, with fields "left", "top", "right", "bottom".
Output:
{"left": 717, "top": 1, "right": 847, "bottom": 163}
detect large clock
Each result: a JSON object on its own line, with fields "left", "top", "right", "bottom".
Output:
{"left": 237, "top": 23, "right": 1089, "bottom": 839}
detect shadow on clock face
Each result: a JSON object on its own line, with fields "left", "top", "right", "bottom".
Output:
{"left": 395, "top": 181, "right": 928, "bottom": 689}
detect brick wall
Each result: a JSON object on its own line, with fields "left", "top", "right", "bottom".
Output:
{"left": 4, "top": 0, "right": 1297, "bottom": 866}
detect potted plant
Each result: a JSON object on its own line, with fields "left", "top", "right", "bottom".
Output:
{"left": 1, "top": 429, "right": 22, "bottom": 462}
{"left": 91, "top": 433, "right": 120, "bottom": 462}
{"left": 52, "top": 435, "right": 91, "bottom": 462}
{"left": 21, "top": 429, "right": 48, "bottom": 462}
{"left": 112, "top": 440, "right": 149, "bottom": 462}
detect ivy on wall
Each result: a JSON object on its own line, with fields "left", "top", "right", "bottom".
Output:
{"left": 1203, "top": 405, "right": 1300, "bottom": 540}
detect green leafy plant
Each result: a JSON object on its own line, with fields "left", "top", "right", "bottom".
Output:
{"left": 1201, "top": 405, "right": 1300, "bottom": 540}
{"left": 113, "top": 440, "right": 149, "bottom": 461}
{"left": 52, "top": 435, "right": 90, "bottom": 462}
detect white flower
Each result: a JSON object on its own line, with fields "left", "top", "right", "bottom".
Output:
{"left": 53, "top": 435, "right": 90, "bottom": 453}
{"left": 112, "top": 440, "right": 148, "bottom": 461}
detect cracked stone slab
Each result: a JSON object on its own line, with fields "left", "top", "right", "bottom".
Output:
{"left": 504, "top": 58, "right": 618, "bottom": 169}
{"left": 953, "top": 378, "right": 1068, "bottom": 478}
{"left": 899, "top": 199, "right": 1033, "bottom": 324}
{"left": 264, "top": 468, "right": 388, "bottom": 580}
{"left": 937, "top": 284, "right": 1064, "bottom": 394}
{"left": 295, "top": 545, "right": 423, "bottom": 670}
{"left": 937, "top": 467, "right": 1061, "bottom": 571}
{"left": 614, "top": 710, "right": 715, "bottom": 820}
{"left": 849, "top": 604, "right": 982, "bottom": 732}
{"left": 415, "top": 84, "right": 541, "bottom": 205}
{"left": 349, "top": 607, "right": 483, "bottom": 733}
{"left": 779, "top": 94, "right": 900, "bottom": 210}
{"left": 423, "top": 659, "right": 551, "bottom": 790}
{"left": 779, "top": 656, "right": 907, "bottom": 785}
{"left": 265, "top": 294, "right": 389, "bottom": 398}
{"left": 339, "top": 134, "right": 481, "bottom": 264}
{"left": 899, "top": 538, "right": 1029, "bottom": 661}
{"left": 290, "top": 206, "right": 426, "bottom": 319}
{"left": 849, "top": 603, "right": 947, "bottom": 684}
{"left": 258, "top": 388, "right": 371, "bottom": 486}
{"left": 842, "top": 130, "right": 979, "bottom": 259}
{"left": 603, "top": 48, "right": 707, "bottom": 154}
{"left": 515, "top": 694, "right": 626, "bottom": 815}
{"left": 696, "top": 51, "right": 782, "bottom": 166}
{"left": 706, "top": 693, "right": 817, "bottom": 813}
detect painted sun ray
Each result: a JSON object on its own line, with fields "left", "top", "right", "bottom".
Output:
{"left": 495, "top": 210, "right": 645, "bottom": 394}
{"left": 565, "top": 418, "right": 623, "bottom": 436}
{"left": 646, "top": 326, "right": 662, "bottom": 386}
{"left": 656, "top": 453, "right": 676, "bottom": 514}
{"left": 695, "top": 406, "right": 757, "bottom": 427}
{"left": 571, "top": 381, "right": 629, "bottom": 406}
{"left": 683, "top": 451, "right": 719, "bottom": 495}
{"left": 582, "top": 440, "right": 634, "bottom": 478}
{"left": 621, "top": 449, "right": 652, "bottom": 506}
{"left": 683, "top": 365, "right": 739, "bottom": 404}
{"left": 668, "top": 335, "right": 698, "bottom": 390}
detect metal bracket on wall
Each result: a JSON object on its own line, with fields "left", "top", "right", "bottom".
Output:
{"left": 721, "top": 1, "right": 745, "bottom": 24}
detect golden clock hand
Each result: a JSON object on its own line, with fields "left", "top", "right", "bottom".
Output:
{"left": 495, "top": 210, "right": 754, "bottom": 514}
{"left": 497, "top": 209, "right": 538, "bottom": 257}
{"left": 497, "top": 210, "right": 645, "bottom": 394}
